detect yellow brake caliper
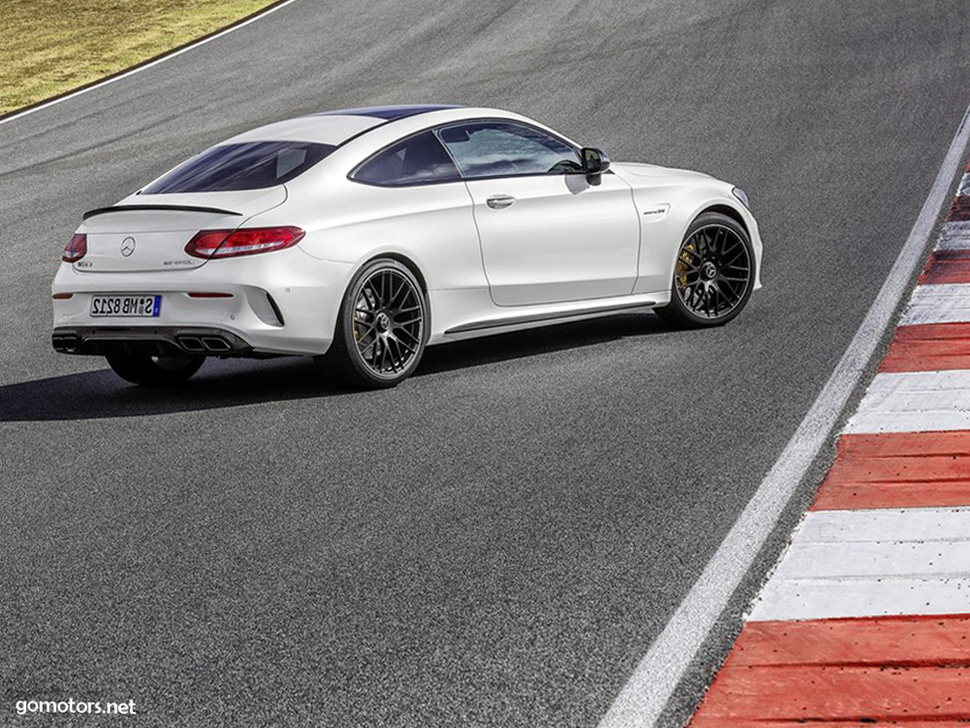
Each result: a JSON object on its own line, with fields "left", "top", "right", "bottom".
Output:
{"left": 676, "top": 242, "right": 695, "bottom": 293}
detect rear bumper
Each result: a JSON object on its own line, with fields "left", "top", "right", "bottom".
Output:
{"left": 52, "top": 326, "right": 252, "bottom": 356}
{"left": 50, "top": 249, "right": 354, "bottom": 356}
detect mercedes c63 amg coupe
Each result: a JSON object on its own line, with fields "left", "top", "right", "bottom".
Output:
{"left": 51, "top": 104, "right": 763, "bottom": 388}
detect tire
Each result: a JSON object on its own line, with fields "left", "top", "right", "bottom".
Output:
{"left": 105, "top": 347, "right": 205, "bottom": 386}
{"left": 317, "top": 258, "right": 428, "bottom": 389}
{"left": 655, "top": 211, "right": 755, "bottom": 328}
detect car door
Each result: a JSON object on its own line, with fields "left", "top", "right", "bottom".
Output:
{"left": 437, "top": 120, "right": 640, "bottom": 307}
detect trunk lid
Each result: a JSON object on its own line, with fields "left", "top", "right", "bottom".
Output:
{"left": 75, "top": 188, "right": 286, "bottom": 272}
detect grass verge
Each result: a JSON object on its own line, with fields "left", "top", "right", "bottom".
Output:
{"left": 0, "top": 0, "right": 279, "bottom": 117}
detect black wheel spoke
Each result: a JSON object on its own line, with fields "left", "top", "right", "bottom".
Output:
{"left": 724, "top": 251, "right": 747, "bottom": 267}
{"left": 689, "top": 284, "right": 703, "bottom": 310}
{"left": 720, "top": 278, "right": 742, "bottom": 297}
{"left": 711, "top": 282, "right": 727, "bottom": 316}
{"left": 360, "top": 336, "right": 377, "bottom": 355}
{"left": 385, "top": 338, "right": 398, "bottom": 372}
{"left": 682, "top": 247, "right": 702, "bottom": 261}
{"left": 396, "top": 327, "right": 421, "bottom": 345}
{"left": 391, "top": 279, "right": 411, "bottom": 310}
{"left": 381, "top": 340, "right": 390, "bottom": 372}
{"left": 393, "top": 335, "right": 417, "bottom": 354}
{"left": 394, "top": 337, "right": 411, "bottom": 367}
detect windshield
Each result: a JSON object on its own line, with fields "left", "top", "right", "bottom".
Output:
{"left": 143, "top": 141, "right": 336, "bottom": 194}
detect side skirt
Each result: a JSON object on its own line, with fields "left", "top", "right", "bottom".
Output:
{"left": 442, "top": 299, "right": 657, "bottom": 336}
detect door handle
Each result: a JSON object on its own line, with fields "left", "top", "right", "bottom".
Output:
{"left": 486, "top": 194, "right": 516, "bottom": 210}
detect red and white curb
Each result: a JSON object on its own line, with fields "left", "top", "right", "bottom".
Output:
{"left": 689, "top": 165, "right": 970, "bottom": 726}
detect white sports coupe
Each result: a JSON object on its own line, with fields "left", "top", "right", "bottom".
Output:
{"left": 52, "top": 105, "right": 763, "bottom": 388}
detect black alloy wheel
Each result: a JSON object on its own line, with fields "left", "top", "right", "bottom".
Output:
{"left": 319, "top": 258, "right": 427, "bottom": 389}
{"left": 657, "top": 211, "right": 755, "bottom": 328}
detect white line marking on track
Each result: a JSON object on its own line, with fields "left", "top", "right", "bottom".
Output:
{"left": 901, "top": 283, "right": 970, "bottom": 325}
{"left": 937, "top": 220, "right": 970, "bottom": 250}
{"left": 597, "top": 101, "right": 970, "bottom": 728}
{"left": 845, "top": 370, "right": 970, "bottom": 433}
{"left": 0, "top": 0, "right": 302, "bottom": 128}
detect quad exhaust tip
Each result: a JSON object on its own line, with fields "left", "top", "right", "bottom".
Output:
{"left": 51, "top": 333, "right": 81, "bottom": 353}
{"left": 177, "top": 336, "right": 206, "bottom": 353}
{"left": 176, "top": 335, "right": 232, "bottom": 353}
{"left": 201, "top": 336, "right": 232, "bottom": 352}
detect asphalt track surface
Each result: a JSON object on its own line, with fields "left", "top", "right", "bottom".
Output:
{"left": 1, "top": 1, "right": 969, "bottom": 726}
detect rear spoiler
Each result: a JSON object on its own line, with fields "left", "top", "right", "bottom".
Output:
{"left": 82, "top": 204, "right": 242, "bottom": 221}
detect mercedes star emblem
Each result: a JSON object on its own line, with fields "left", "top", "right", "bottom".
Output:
{"left": 120, "top": 236, "right": 136, "bottom": 257}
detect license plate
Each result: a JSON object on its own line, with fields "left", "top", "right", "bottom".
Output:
{"left": 90, "top": 295, "right": 161, "bottom": 318}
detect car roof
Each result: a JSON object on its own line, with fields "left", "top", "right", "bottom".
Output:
{"left": 222, "top": 105, "right": 465, "bottom": 146}
{"left": 310, "top": 104, "right": 462, "bottom": 120}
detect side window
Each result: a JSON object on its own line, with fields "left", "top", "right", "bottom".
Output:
{"left": 437, "top": 122, "right": 582, "bottom": 179}
{"left": 352, "top": 131, "right": 461, "bottom": 186}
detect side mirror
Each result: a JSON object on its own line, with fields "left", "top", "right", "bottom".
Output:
{"left": 581, "top": 147, "right": 611, "bottom": 185}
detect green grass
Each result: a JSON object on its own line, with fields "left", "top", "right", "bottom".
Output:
{"left": 0, "top": 0, "right": 278, "bottom": 116}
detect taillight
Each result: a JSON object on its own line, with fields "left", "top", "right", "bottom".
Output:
{"left": 62, "top": 233, "right": 87, "bottom": 263}
{"left": 184, "top": 227, "right": 305, "bottom": 259}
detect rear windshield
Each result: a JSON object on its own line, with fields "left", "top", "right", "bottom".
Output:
{"left": 143, "top": 141, "right": 336, "bottom": 194}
